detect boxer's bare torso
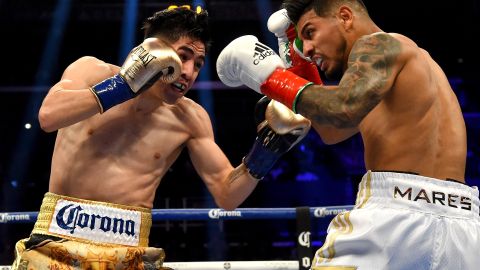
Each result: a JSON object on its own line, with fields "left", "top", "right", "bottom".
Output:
{"left": 359, "top": 33, "right": 466, "bottom": 181}
{"left": 48, "top": 92, "right": 200, "bottom": 208}
{"left": 296, "top": 9, "right": 466, "bottom": 181}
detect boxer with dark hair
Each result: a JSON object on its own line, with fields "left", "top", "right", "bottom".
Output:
{"left": 142, "top": 6, "right": 211, "bottom": 50}
{"left": 217, "top": 0, "right": 479, "bottom": 268}
{"left": 11, "top": 6, "right": 310, "bottom": 270}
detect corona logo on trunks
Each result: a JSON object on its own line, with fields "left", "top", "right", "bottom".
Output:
{"left": 49, "top": 199, "right": 142, "bottom": 246}
{"left": 208, "top": 209, "right": 242, "bottom": 219}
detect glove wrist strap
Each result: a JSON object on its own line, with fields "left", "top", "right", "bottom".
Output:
{"left": 243, "top": 140, "right": 280, "bottom": 180}
{"left": 243, "top": 125, "right": 284, "bottom": 180}
{"left": 260, "top": 68, "right": 313, "bottom": 113}
{"left": 91, "top": 74, "right": 135, "bottom": 113}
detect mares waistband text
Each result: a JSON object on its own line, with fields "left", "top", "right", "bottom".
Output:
{"left": 393, "top": 185, "right": 472, "bottom": 211}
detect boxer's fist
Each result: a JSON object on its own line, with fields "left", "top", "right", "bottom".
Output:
{"left": 120, "top": 38, "right": 181, "bottom": 92}
{"left": 267, "top": 9, "right": 292, "bottom": 39}
{"left": 216, "top": 35, "right": 285, "bottom": 93}
{"left": 217, "top": 35, "right": 314, "bottom": 111}
{"left": 91, "top": 38, "right": 181, "bottom": 112}
{"left": 267, "top": 9, "right": 311, "bottom": 67}
{"left": 265, "top": 99, "right": 311, "bottom": 139}
{"left": 268, "top": 9, "right": 322, "bottom": 85}
{"left": 267, "top": 9, "right": 294, "bottom": 67}
{"left": 243, "top": 96, "right": 311, "bottom": 179}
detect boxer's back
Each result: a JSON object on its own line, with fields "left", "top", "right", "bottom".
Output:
{"left": 360, "top": 33, "right": 466, "bottom": 181}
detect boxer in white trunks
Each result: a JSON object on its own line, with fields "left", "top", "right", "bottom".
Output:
{"left": 215, "top": 0, "right": 479, "bottom": 268}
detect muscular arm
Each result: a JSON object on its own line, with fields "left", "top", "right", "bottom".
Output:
{"left": 38, "top": 56, "right": 115, "bottom": 132}
{"left": 186, "top": 106, "right": 258, "bottom": 210}
{"left": 297, "top": 33, "right": 403, "bottom": 128}
{"left": 312, "top": 123, "right": 359, "bottom": 145}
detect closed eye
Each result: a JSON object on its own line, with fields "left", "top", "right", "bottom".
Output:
{"left": 178, "top": 52, "right": 191, "bottom": 62}
{"left": 195, "top": 61, "right": 204, "bottom": 71}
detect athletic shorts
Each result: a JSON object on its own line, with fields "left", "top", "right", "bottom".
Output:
{"left": 11, "top": 192, "right": 170, "bottom": 270}
{"left": 312, "top": 171, "right": 480, "bottom": 270}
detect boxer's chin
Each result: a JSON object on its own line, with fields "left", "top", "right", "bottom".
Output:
{"left": 324, "top": 65, "right": 343, "bottom": 81}
{"left": 163, "top": 88, "right": 185, "bottom": 105}
{"left": 158, "top": 82, "right": 187, "bottom": 104}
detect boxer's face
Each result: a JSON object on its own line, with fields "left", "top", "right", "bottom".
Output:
{"left": 297, "top": 9, "right": 347, "bottom": 80}
{"left": 156, "top": 36, "right": 206, "bottom": 104}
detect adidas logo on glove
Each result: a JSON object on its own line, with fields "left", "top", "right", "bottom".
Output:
{"left": 253, "top": 42, "right": 276, "bottom": 65}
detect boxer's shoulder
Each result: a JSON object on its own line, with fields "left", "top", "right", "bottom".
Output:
{"left": 169, "top": 97, "right": 213, "bottom": 138}
{"left": 69, "top": 56, "right": 109, "bottom": 69}
{"left": 173, "top": 97, "right": 206, "bottom": 115}
{"left": 63, "top": 56, "right": 118, "bottom": 79}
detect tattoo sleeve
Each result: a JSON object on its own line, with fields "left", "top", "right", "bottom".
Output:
{"left": 297, "top": 33, "right": 402, "bottom": 128}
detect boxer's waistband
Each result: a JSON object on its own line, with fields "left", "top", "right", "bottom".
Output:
{"left": 355, "top": 171, "right": 480, "bottom": 219}
{"left": 31, "top": 192, "right": 152, "bottom": 247}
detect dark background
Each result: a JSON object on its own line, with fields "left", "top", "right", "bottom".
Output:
{"left": 1, "top": 0, "right": 479, "bottom": 265}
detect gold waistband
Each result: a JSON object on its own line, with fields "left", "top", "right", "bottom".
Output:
{"left": 31, "top": 192, "right": 152, "bottom": 247}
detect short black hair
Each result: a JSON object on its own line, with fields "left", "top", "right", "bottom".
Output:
{"left": 142, "top": 6, "right": 211, "bottom": 52}
{"left": 282, "top": 0, "right": 368, "bottom": 24}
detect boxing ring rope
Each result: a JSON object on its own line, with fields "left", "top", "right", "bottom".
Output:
{"left": 0, "top": 205, "right": 354, "bottom": 270}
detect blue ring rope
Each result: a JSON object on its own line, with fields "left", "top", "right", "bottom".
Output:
{"left": 0, "top": 205, "right": 354, "bottom": 224}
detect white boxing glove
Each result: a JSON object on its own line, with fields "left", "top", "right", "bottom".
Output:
{"left": 267, "top": 9, "right": 293, "bottom": 67}
{"left": 267, "top": 9, "right": 311, "bottom": 67}
{"left": 267, "top": 9, "right": 291, "bottom": 39}
{"left": 267, "top": 9, "right": 324, "bottom": 86}
{"left": 216, "top": 35, "right": 285, "bottom": 93}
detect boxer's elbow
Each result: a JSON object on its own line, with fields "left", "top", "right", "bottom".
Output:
{"left": 319, "top": 135, "right": 343, "bottom": 145}
{"left": 221, "top": 204, "right": 237, "bottom": 211}
{"left": 312, "top": 124, "right": 358, "bottom": 145}
{"left": 38, "top": 106, "right": 59, "bottom": 132}
{"left": 214, "top": 189, "right": 241, "bottom": 210}
{"left": 215, "top": 197, "right": 238, "bottom": 211}
{"left": 313, "top": 128, "right": 338, "bottom": 145}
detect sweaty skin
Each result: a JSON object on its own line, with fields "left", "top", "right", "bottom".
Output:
{"left": 295, "top": 8, "right": 466, "bottom": 181}
{"left": 39, "top": 36, "right": 258, "bottom": 209}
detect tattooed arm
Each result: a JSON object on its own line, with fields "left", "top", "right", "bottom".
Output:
{"left": 297, "top": 33, "right": 404, "bottom": 128}
{"left": 312, "top": 123, "right": 359, "bottom": 145}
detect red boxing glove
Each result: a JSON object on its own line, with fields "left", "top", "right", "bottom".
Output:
{"left": 260, "top": 68, "right": 313, "bottom": 113}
